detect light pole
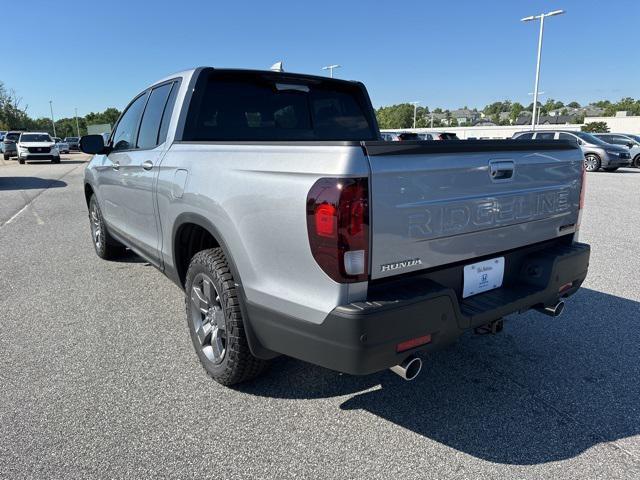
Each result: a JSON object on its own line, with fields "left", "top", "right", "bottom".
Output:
{"left": 521, "top": 9, "right": 565, "bottom": 131}
{"left": 527, "top": 91, "right": 545, "bottom": 125}
{"left": 321, "top": 64, "right": 341, "bottom": 78}
{"left": 49, "top": 100, "right": 57, "bottom": 137}
{"left": 409, "top": 101, "right": 420, "bottom": 129}
{"left": 75, "top": 108, "right": 80, "bottom": 137}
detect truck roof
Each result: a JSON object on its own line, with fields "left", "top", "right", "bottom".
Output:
{"left": 145, "top": 66, "right": 359, "bottom": 91}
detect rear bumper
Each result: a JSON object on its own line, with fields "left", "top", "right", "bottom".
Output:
{"left": 246, "top": 240, "right": 590, "bottom": 375}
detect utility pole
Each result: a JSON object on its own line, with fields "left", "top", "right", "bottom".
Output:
{"left": 409, "top": 102, "right": 420, "bottom": 129}
{"left": 75, "top": 108, "right": 80, "bottom": 137}
{"left": 521, "top": 10, "right": 565, "bottom": 130}
{"left": 321, "top": 64, "right": 341, "bottom": 78}
{"left": 49, "top": 101, "right": 57, "bottom": 137}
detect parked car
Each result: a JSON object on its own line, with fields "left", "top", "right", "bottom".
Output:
{"left": 82, "top": 67, "right": 590, "bottom": 386}
{"left": 17, "top": 132, "right": 60, "bottom": 164}
{"left": 397, "top": 132, "right": 421, "bottom": 141}
{"left": 64, "top": 136, "right": 80, "bottom": 150}
{"left": 593, "top": 133, "right": 640, "bottom": 168}
{"left": 422, "top": 131, "right": 459, "bottom": 140}
{"left": 53, "top": 137, "right": 70, "bottom": 154}
{"left": 512, "top": 130, "right": 631, "bottom": 172}
{"left": 2, "top": 131, "right": 22, "bottom": 160}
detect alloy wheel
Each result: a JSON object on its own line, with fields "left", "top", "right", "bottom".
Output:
{"left": 584, "top": 155, "right": 598, "bottom": 172}
{"left": 90, "top": 203, "right": 103, "bottom": 250}
{"left": 190, "top": 273, "right": 227, "bottom": 364}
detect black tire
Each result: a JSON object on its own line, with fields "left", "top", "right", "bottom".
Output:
{"left": 3, "top": 154, "right": 8, "bottom": 161}
{"left": 52, "top": 156, "right": 61, "bottom": 164}
{"left": 18, "top": 158, "right": 25, "bottom": 164}
{"left": 185, "top": 248, "right": 268, "bottom": 386}
{"left": 634, "top": 155, "right": 640, "bottom": 168}
{"left": 603, "top": 167, "right": 619, "bottom": 172}
{"left": 584, "top": 154, "right": 601, "bottom": 172}
{"left": 88, "top": 195, "right": 126, "bottom": 259}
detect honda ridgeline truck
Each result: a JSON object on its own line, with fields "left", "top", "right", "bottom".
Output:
{"left": 81, "top": 68, "right": 590, "bottom": 385}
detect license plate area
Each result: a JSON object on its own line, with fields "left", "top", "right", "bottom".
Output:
{"left": 463, "top": 257, "right": 505, "bottom": 298}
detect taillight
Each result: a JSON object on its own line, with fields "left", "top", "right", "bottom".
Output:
{"left": 306, "top": 177, "right": 369, "bottom": 283}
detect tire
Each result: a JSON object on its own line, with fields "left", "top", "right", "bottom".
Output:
{"left": 185, "top": 248, "right": 268, "bottom": 386}
{"left": 634, "top": 155, "right": 640, "bottom": 168}
{"left": 584, "top": 154, "right": 601, "bottom": 172}
{"left": 3, "top": 154, "right": 8, "bottom": 161}
{"left": 88, "top": 195, "right": 126, "bottom": 259}
{"left": 18, "top": 158, "right": 25, "bottom": 164}
{"left": 52, "top": 156, "right": 61, "bottom": 164}
{"left": 603, "top": 167, "right": 619, "bottom": 172}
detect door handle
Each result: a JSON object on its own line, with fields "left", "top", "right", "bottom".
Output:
{"left": 142, "top": 160, "right": 153, "bottom": 171}
{"left": 112, "top": 161, "right": 120, "bottom": 171}
{"left": 489, "top": 160, "right": 514, "bottom": 181}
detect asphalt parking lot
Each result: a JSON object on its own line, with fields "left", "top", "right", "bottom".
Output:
{"left": 1, "top": 155, "right": 639, "bottom": 479}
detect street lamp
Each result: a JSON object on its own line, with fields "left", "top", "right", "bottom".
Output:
{"left": 49, "top": 100, "right": 57, "bottom": 137}
{"left": 528, "top": 91, "right": 546, "bottom": 124}
{"left": 521, "top": 9, "right": 565, "bottom": 130}
{"left": 409, "top": 101, "right": 420, "bottom": 129}
{"left": 75, "top": 108, "right": 80, "bottom": 137}
{"left": 321, "top": 64, "right": 341, "bottom": 78}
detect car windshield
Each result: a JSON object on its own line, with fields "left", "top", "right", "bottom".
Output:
{"left": 574, "top": 131, "right": 608, "bottom": 145}
{"left": 626, "top": 134, "right": 640, "bottom": 143}
{"left": 21, "top": 134, "right": 52, "bottom": 142}
{"left": 65, "top": 137, "right": 79, "bottom": 142}
{"left": 6, "top": 133, "right": 20, "bottom": 141}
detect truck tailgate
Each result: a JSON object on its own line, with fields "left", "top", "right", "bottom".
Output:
{"left": 363, "top": 140, "right": 583, "bottom": 280}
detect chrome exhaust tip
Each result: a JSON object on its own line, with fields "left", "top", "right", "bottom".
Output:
{"left": 390, "top": 355, "right": 422, "bottom": 381}
{"left": 535, "top": 300, "right": 565, "bottom": 317}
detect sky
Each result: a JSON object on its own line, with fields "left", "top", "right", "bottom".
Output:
{"left": 5, "top": 0, "right": 639, "bottom": 119}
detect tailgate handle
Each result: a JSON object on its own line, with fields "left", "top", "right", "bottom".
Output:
{"left": 489, "top": 160, "right": 514, "bottom": 181}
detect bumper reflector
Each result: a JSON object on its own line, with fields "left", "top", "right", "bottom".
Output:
{"left": 396, "top": 334, "right": 432, "bottom": 353}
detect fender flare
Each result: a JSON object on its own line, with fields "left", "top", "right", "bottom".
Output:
{"left": 171, "top": 212, "right": 278, "bottom": 360}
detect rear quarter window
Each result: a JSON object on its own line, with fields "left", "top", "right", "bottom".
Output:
{"left": 182, "top": 71, "right": 377, "bottom": 141}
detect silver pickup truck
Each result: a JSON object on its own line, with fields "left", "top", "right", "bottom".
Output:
{"left": 81, "top": 67, "right": 590, "bottom": 386}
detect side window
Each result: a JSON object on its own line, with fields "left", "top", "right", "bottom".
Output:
{"left": 112, "top": 93, "right": 148, "bottom": 151}
{"left": 598, "top": 135, "right": 613, "bottom": 143}
{"left": 137, "top": 82, "right": 174, "bottom": 149}
{"left": 610, "top": 136, "right": 630, "bottom": 146}
{"left": 536, "top": 132, "right": 555, "bottom": 140}
{"left": 515, "top": 132, "right": 533, "bottom": 140}
{"left": 558, "top": 132, "right": 577, "bottom": 143}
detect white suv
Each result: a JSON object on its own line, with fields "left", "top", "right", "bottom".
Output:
{"left": 17, "top": 132, "right": 60, "bottom": 164}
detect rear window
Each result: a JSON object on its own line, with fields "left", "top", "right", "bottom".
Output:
{"left": 5, "top": 133, "right": 20, "bottom": 141}
{"left": 182, "top": 71, "right": 377, "bottom": 141}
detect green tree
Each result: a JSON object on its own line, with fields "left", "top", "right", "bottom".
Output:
{"left": 375, "top": 104, "right": 416, "bottom": 129}
{"left": 567, "top": 101, "right": 581, "bottom": 108}
{"left": 509, "top": 102, "right": 524, "bottom": 123}
{"left": 582, "top": 121, "right": 609, "bottom": 133}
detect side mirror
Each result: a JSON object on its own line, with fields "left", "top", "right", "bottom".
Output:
{"left": 80, "top": 134, "right": 107, "bottom": 154}
{"left": 627, "top": 143, "right": 634, "bottom": 149}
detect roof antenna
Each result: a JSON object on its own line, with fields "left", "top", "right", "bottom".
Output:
{"left": 270, "top": 61, "right": 284, "bottom": 73}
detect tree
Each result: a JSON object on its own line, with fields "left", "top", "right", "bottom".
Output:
{"left": 85, "top": 107, "right": 121, "bottom": 129}
{"left": 582, "top": 121, "right": 609, "bottom": 133}
{"left": 509, "top": 102, "right": 524, "bottom": 123}
{"left": 567, "top": 101, "right": 581, "bottom": 108}
{"left": 375, "top": 104, "right": 415, "bottom": 129}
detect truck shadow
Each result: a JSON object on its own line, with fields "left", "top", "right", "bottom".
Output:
{"left": 0, "top": 177, "right": 67, "bottom": 191}
{"left": 241, "top": 288, "right": 640, "bottom": 465}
